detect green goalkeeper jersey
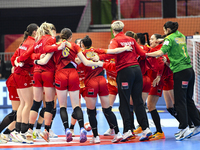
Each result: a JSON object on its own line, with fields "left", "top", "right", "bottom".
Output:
{"left": 161, "top": 30, "right": 192, "bottom": 73}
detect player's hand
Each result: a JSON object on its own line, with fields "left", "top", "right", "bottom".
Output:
{"left": 124, "top": 45, "right": 133, "bottom": 51}
{"left": 40, "top": 54, "right": 46, "bottom": 59}
{"left": 58, "top": 42, "right": 66, "bottom": 50}
{"left": 91, "top": 53, "right": 99, "bottom": 62}
{"left": 152, "top": 76, "right": 161, "bottom": 87}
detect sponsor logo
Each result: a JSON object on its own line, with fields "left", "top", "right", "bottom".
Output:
{"left": 163, "top": 40, "right": 169, "bottom": 45}
{"left": 182, "top": 81, "right": 188, "bottom": 88}
{"left": 120, "top": 41, "right": 134, "bottom": 47}
{"left": 121, "top": 82, "right": 129, "bottom": 89}
{"left": 19, "top": 46, "right": 28, "bottom": 50}
{"left": 88, "top": 88, "right": 94, "bottom": 95}
{"left": 34, "top": 43, "right": 42, "bottom": 49}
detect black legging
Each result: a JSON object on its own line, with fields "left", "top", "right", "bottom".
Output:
{"left": 117, "top": 66, "right": 149, "bottom": 132}
{"left": 173, "top": 67, "right": 200, "bottom": 129}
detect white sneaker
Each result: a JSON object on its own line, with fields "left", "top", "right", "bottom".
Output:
{"left": 10, "top": 130, "right": 21, "bottom": 142}
{"left": 103, "top": 128, "right": 115, "bottom": 136}
{"left": 26, "top": 129, "right": 33, "bottom": 141}
{"left": 112, "top": 132, "right": 123, "bottom": 143}
{"left": 1, "top": 133, "right": 11, "bottom": 142}
{"left": 121, "top": 130, "right": 133, "bottom": 142}
{"left": 39, "top": 129, "right": 50, "bottom": 142}
{"left": 49, "top": 129, "right": 58, "bottom": 138}
{"left": 70, "top": 129, "right": 75, "bottom": 137}
{"left": 33, "top": 129, "right": 42, "bottom": 139}
{"left": 90, "top": 136, "right": 100, "bottom": 144}
{"left": 175, "top": 127, "right": 192, "bottom": 141}
{"left": 0, "top": 136, "right": 7, "bottom": 144}
{"left": 139, "top": 128, "right": 152, "bottom": 141}
{"left": 17, "top": 133, "right": 34, "bottom": 144}
{"left": 190, "top": 126, "right": 200, "bottom": 137}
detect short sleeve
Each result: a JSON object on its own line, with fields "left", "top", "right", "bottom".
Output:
{"left": 161, "top": 38, "right": 172, "bottom": 54}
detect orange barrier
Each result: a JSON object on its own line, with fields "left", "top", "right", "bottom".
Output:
{"left": 4, "top": 17, "right": 200, "bottom": 53}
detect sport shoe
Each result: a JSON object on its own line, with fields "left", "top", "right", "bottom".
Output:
{"left": 70, "top": 129, "right": 75, "bottom": 137}
{"left": 103, "top": 128, "right": 115, "bottom": 136}
{"left": 40, "top": 129, "right": 50, "bottom": 142}
{"left": 152, "top": 132, "right": 165, "bottom": 140}
{"left": 121, "top": 130, "right": 133, "bottom": 142}
{"left": 80, "top": 127, "right": 87, "bottom": 143}
{"left": 139, "top": 128, "right": 152, "bottom": 141}
{"left": 33, "top": 129, "right": 42, "bottom": 139}
{"left": 26, "top": 129, "right": 33, "bottom": 141}
{"left": 65, "top": 128, "right": 73, "bottom": 142}
{"left": 0, "top": 136, "right": 7, "bottom": 144}
{"left": 175, "top": 127, "right": 192, "bottom": 141}
{"left": 49, "top": 129, "right": 58, "bottom": 138}
{"left": 134, "top": 126, "right": 142, "bottom": 134}
{"left": 190, "top": 126, "right": 200, "bottom": 137}
{"left": 1, "top": 133, "right": 11, "bottom": 142}
{"left": 10, "top": 130, "right": 21, "bottom": 142}
{"left": 127, "top": 132, "right": 136, "bottom": 140}
{"left": 17, "top": 133, "right": 34, "bottom": 144}
{"left": 90, "top": 136, "right": 100, "bottom": 144}
{"left": 112, "top": 132, "right": 123, "bottom": 143}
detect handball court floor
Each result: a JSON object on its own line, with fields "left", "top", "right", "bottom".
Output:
{"left": 0, "top": 106, "right": 200, "bottom": 150}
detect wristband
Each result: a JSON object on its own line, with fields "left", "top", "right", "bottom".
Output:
{"left": 35, "top": 60, "right": 38, "bottom": 65}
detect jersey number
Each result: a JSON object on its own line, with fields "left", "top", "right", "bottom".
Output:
{"left": 182, "top": 46, "right": 187, "bottom": 58}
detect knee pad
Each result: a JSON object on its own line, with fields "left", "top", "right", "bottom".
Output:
{"left": 51, "top": 108, "right": 56, "bottom": 119}
{"left": 71, "top": 111, "right": 76, "bottom": 119}
{"left": 8, "top": 110, "right": 17, "bottom": 121}
{"left": 102, "top": 106, "right": 112, "bottom": 115}
{"left": 39, "top": 107, "right": 46, "bottom": 118}
{"left": 31, "top": 100, "right": 42, "bottom": 112}
{"left": 87, "top": 108, "right": 96, "bottom": 117}
{"left": 45, "top": 101, "right": 54, "bottom": 113}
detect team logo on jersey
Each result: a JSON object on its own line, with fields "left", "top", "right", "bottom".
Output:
{"left": 88, "top": 88, "right": 94, "bottom": 95}
{"left": 121, "top": 82, "right": 129, "bottom": 89}
{"left": 182, "top": 81, "right": 188, "bottom": 88}
{"left": 62, "top": 47, "right": 70, "bottom": 57}
{"left": 86, "top": 51, "right": 96, "bottom": 59}
{"left": 175, "top": 37, "right": 186, "bottom": 44}
{"left": 24, "top": 83, "right": 27, "bottom": 86}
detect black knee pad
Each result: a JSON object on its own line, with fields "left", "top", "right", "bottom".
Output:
{"left": 39, "top": 107, "right": 46, "bottom": 118}
{"left": 87, "top": 108, "right": 96, "bottom": 117}
{"left": 102, "top": 106, "right": 112, "bottom": 115}
{"left": 71, "top": 111, "right": 76, "bottom": 119}
{"left": 45, "top": 101, "right": 54, "bottom": 113}
{"left": 51, "top": 108, "right": 56, "bottom": 119}
{"left": 31, "top": 100, "right": 42, "bottom": 112}
{"left": 8, "top": 110, "right": 17, "bottom": 121}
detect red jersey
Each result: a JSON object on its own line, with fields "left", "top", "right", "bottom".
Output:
{"left": 53, "top": 41, "right": 82, "bottom": 71}
{"left": 103, "top": 61, "right": 117, "bottom": 87}
{"left": 11, "top": 36, "right": 35, "bottom": 74}
{"left": 81, "top": 47, "right": 106, "bottom": 84}
{"left": 162, "top": 54, "right": 173, "bottom": 79}
{"left": 109, "top": 32, "right": 146, "bottom": 72}
{"left": 147, "top": 44, "right": 165, "bottom": 84}
{"left": 33, "top": 35, "right": 58, "bottom": 72}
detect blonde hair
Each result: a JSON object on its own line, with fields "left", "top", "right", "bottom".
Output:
{"left": 35, "top": 22, "right": 55, "bottom": 41}
{"left": 111, "top": 21, "right": 124, "bottom": 32}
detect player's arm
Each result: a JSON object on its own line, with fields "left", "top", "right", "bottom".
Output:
{"left": 34, "top": 52, "right": 54, "bottom": 65}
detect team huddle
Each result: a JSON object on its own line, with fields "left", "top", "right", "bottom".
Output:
{"left": 0, "top": 20, "right": 200, "bottom": 144}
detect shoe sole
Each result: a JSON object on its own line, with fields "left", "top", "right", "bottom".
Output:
{"left": 176, "top": 132, "right": 193, "bottom": 141}
{"left": 139, "top": 133, "right": 152, "bottom": 141}
{"left": 120, "top": 135, "right": 133, "bottom": 142}
{"left": 66, "top": 132, "right": 73, "bottom": 142}
{"left": 80, "top": 130, "right": 87, "bottom": 143}
{"left": 190, "top": 131, "right": 200, "bottom": 137}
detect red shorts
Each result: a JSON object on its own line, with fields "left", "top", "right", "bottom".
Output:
{"left": 149, "top": 83, "right": 163, "bottom": 97}
{"left": 79, "top": 87, "right": 86, "bottom": 99}
{"left": 55, "top": 69, "right": 80, "bottom": 91}
{"left": 107, "top": 83, "right": 118, "bottom": 95}
{"left": 33, "top": 71, "right": 55, "bottom": 87}
{"left": 13, "top": 72, "right": 32, "bottom": 89}
{"left": 6, "top": 74, "right": 20, "bottom": 101}
{"left": 163, "top": 75, "right": 174, "bottom": 90}
{"left": 142, "top": 75, "right": 151, "bottom": 93}
{"left": 84, "top": 76, "right": 109, "bottom": 98}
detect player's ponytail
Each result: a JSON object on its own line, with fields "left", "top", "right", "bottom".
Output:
{"left": 81, "top": 35, "right": 92, "bottom": 49}
{"left": 21, "top": 23, "right": 38, "bottom": 45}
{"left": 163, "top": 21, "right": 179, "bottom": 37}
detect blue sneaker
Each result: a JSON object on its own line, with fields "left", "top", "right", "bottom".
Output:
{"left": 80, "top": 127, "right": 87, "bottom": 143}
{"left": 65, "top": 128, "right": 73, "bottom": 142}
